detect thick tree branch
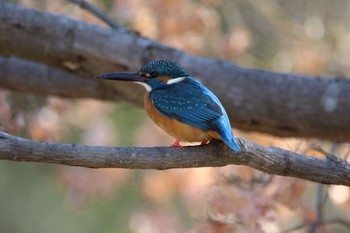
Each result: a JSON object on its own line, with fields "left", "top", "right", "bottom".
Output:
{"left": 0, "top": 56, "right": 120, "bottom": 101}
{"left": 0, "top": 132, "right": 349, "bottom": 186}
{"left": 1, "top": 3, "right": 350, "bottom": 141}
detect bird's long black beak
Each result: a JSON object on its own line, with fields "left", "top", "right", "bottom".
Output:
{"left": 96, "top": 72, "right": 147, "bottom": 82}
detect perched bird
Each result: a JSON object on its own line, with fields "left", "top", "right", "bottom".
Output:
{"left": 96, "top": 60, "right": 240, "bottom": 152}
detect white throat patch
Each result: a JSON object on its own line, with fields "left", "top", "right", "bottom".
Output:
{"left": 134, "top": 82, "right": 152, "bottom": 92}
{"left": 167, "top": 77, "right": 186, "bottom": 85}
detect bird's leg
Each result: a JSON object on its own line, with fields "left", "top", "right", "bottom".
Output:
{"left": 171, "top": 139, "right": 183, "bottom": 149}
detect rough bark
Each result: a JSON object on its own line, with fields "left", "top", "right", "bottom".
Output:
{"left": 0, "top": 132, "right": 349, "bottom": 186}
{"left": 0, "top": 3, "right": 350, "bottom": 141}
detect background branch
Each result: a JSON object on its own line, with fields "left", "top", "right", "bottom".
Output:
{"left": 0, "top": 56, "right": 119, "bottom": 100}
{"left": 69, "top": 0, "right": 122, "bottom": 30}
{"left": 0, "top": 132, "right": 349, "bottom": 186}
{"left": 1, "top": 3, "right": 350, "bottom": 141}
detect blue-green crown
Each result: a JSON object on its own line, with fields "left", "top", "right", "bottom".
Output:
{"left": 139, "top": 60, "right": 189, "bottom": 78}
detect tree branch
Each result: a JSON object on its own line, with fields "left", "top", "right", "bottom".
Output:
{"left": 0, "top": 56, "right": 120, "bottom": 100}
{"left": 0, "top": 132, "right": 349, "bottom": 186}
{"left": 69, "top": 0, "right": 122, "bottom": 30}
{"left": 1, "top": 3, "right": 350, "bottom": 141}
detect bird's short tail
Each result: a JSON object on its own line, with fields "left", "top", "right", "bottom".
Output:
{"left": 222, "top": 137, "right": 241, "bottom": 152}
{"left": 219, "top": 131, "right": 241, "bottom": 152}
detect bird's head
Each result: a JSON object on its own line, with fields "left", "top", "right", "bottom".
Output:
{"left": 96, "top": 60, "right": 189, "bottom": 91}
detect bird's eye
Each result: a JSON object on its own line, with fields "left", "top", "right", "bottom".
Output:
{"left": 150, "top": 71, "right": 159, "bottom": 78}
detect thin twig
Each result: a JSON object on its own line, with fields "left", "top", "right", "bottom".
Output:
{"left": 282, "top": 144, "right": 345, "bottom": 233}
{"left": 308, "top": 144, "right": 339, "bottom": 233}
{"left": 308, "top": 184, "right": 325, "bottom": 233}
{"left": 69, "top": 0, "right": 121, "bottom": 29}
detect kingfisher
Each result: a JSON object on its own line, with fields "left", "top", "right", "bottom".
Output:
{"left": 96, "top": 60, "right": 240, "bottom": 152}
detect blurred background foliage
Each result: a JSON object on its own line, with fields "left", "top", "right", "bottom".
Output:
{"left": 1, "top": 0, "right": 350, "bottom": 232}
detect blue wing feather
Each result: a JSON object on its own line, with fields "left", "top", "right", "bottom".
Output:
{"left": 150, "top": 78, "right": 223, "bottom": 131}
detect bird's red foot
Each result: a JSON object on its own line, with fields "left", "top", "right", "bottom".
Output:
{"left": 171, "top": 139, "right": 183, "bottom": 149}
{"left": 200, "top": 140, "right": 209, "bottom": 145}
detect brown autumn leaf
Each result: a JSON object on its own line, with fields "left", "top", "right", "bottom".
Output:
{"left": 189, "top": 219, "right": 235, "bottom": 233}
{"left": 57, "top": 167, "right": 130, "bottom": 210}
{"left": 129, "top": 208, "right": 181, "bottom": 233}
{"left": 265, "top": 177, "right": 307, "bottom": 209}
{"left": 0, "top": 91, "right": 20, "bottom": 134}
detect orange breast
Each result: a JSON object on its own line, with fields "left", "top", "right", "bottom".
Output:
{"left": 144, "top": 93, "right": 220, "bottom": 142}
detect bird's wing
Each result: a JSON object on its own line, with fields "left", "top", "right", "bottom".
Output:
{"left": 150, "top": 78, "right": 223, "bottom": 131}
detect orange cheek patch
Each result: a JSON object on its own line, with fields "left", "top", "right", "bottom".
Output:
{"left": 157, "top": 76, "right": 172, "bottom": 83}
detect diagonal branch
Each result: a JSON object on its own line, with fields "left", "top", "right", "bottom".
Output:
{"left": 0, "top": 132, "right": 349, "bottom": 186}
{"left": 1, "top": 3, "right": 350, "bottom": 141}
{"left": 69, "top": 0, "right": 122, "bottom": 30}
